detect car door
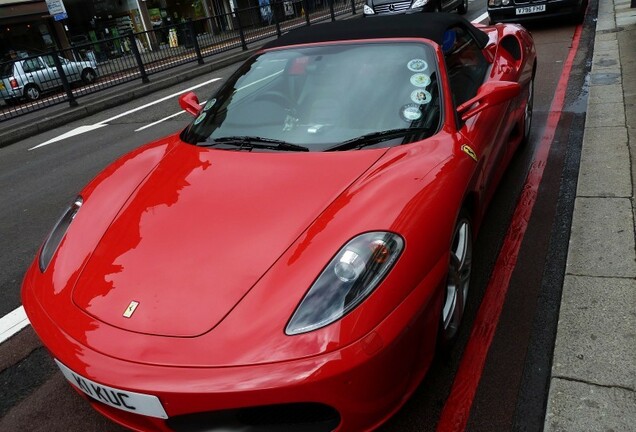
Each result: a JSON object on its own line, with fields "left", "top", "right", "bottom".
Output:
{"left": 41, "top": 55, "right": 75, "bottom": 87}
{"left": 444, "top": 26, "right": 511, "bottom": 207}
{"left": 25, "top": 56, "right": 58, "bottom": 91}
{"left": 59, "top": 56, "right": 82, "bottom": 83}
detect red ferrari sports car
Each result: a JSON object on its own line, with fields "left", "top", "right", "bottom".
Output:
{"left": 22, "top": 13, "right": 536, "bottom": 432}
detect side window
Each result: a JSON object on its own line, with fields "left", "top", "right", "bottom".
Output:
{"left": 444, "top": 26, "right": 489, "bottom": 108}
{"left": 22, "top": 58, "right": 44, "bottom": 73}
{"left": 42, "top": 55, "right": 56, "bottom": 68}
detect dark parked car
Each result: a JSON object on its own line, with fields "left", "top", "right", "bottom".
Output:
{"left": 364, "top": 0, "right": 467, "bottom": 16}
{"left": 488, "top": 0, "right": 588, "bottom": 23}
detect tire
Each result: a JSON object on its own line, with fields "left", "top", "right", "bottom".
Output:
{"left": 573, "top": 0, "right": 588, "bottom": 24}
{"left": 521, "top": 70, "right": 535, "bottom": 146}
{"left": 81, "top": 68, "right": 97, "bottom": 84}
{"left": 457, "top": 0, "right": 468, "bottom": 15}
{"left": 439, "top": 209, "right": 473, "bottom": 347}
{"left": 23, "top": 84, "right": 41, "bottom": 102}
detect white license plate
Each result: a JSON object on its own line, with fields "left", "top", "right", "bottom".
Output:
{"left": 516, "top": 4, "right": 546, "bottom": 15}
{"left": 55, "top": 359, "right": 168, "bottom": 419}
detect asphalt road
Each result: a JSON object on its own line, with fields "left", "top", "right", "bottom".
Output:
{"left": 0, "top": 1, "right": 596, "bottom": 431}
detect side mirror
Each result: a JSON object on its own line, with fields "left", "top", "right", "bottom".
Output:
{"left": 179, "top": 92, "right": 200, "bottom": 117}
{"left": 457, "top": 81, "right": 521, "bottom": 122}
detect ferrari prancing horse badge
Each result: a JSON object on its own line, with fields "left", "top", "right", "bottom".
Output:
{"left": 123, "top": 301, "right": 139, "bottom": 318}
{"left": 461, "top": 144, "right": 478, "bottom": 162}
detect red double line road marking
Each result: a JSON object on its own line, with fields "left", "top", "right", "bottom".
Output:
{"left": 436, "top": 23, "right": 584, "bottom": 432}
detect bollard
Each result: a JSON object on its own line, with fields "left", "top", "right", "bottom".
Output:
{"left": 52, "top": 53, "right": 78, "bottom": 107}
{"left": 303, "top": 0, "right": 311, "bottom": 25}
{"left": 188, "top": 20, "right": 204, "bottom": 65}
{"left": 130, "top": 35, "right": 150, "bottom": 84}
{"left": 234, "top": 9, "right": 248, "bottom": 51}
{"left": 273, "top": 0, "right": 282, "bottom": 37}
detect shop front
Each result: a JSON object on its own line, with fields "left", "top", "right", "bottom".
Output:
{"left": 59, "top": 0, "right": 233, "bottom": 54}
{"left": 0, "top": 0, "right": 61, "bottom": 59}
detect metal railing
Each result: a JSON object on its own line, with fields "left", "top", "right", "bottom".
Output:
{"left": 0, "top": 0, "right": 363, "bottom": 123}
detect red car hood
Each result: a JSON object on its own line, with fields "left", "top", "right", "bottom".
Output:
{"left": 72, "top": 143, "right": 386, "bottom": 337}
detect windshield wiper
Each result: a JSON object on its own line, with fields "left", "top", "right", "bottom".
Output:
{"left": 325, "top": 127, "right": 433, "bottom": 152}
{"left": 200, "top": 136, "right": 309, "bottom": 152}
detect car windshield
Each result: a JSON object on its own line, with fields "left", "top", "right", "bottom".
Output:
{"left": 182, "top": 42, "right": 442, "bottom": 151}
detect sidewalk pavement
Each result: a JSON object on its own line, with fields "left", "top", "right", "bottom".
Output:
{"left": 543, "top": 0, "right": 636, "bottom": 430}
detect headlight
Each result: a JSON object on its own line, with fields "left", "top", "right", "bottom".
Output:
{"left": 286, "top": 232, "right": 404, "bottom": 335}
{"left": 39, "top": 196, "right": 83, "bottom": 272}
{"left": 411, "top": 0, "right": 430, "bottom": 8}
{"left": 488, "top": 0, "right": 503, "bottom": 6}
{"left": 363, "top": 4, "right": 375, "bottom": 14}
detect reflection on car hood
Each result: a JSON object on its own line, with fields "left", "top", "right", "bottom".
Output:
{"left": 71, "top": 142, "right": 387, "bottom": 337}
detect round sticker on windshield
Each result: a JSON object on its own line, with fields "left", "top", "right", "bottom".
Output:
{"left": 410, "top": 89, "right": 432, "bottom": 105}
{"left": 410, "top": 73, "right": 431, "bottom": 87}
{"left": 194, "top": 112, "right": 206, "bottom": 125}
{"left": 407, "top": 59, "right": 428, "bottom": 72}
{"left": 400, "top": 104, "right": 422, "bottom": 122}
{"left": 203, "top": 98, "right": 216, "bottom": 111}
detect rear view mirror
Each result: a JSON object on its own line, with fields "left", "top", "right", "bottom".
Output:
{"left": 179, "top": 92, "right": 200, "bottom": 117}
{"left": 457, "top": 81, "right": 521, "bottom": 121}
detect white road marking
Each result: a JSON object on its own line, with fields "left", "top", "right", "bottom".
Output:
{"left": 134, "top": 100, "right": 207, "bottom": 132}
{"left": 98, "top": 77, "right": 221, "bottom": 124}
{"left": 29, "top": 124, "right": 108, "bottom": 150}
{"left": 0, "top": 306, "right": 29, "bottom": 344}
{"left": 134, "top": 110, "right": 186, "bottom": 132}
{"left": 473, "top": 12, "right": 489, "bottom": 24}
{"left": 29, "top": 77, "right": 222, "bottom": 151}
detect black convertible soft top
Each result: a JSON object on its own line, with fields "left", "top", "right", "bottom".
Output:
{"left": 263, "top": 13, "right": 490, "bottom": 50}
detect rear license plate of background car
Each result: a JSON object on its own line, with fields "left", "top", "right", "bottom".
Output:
{"left": 516, "top": 5, "right": 546, "bottom": 15}
{"left": 54, "top": 359, "right": 168, "bottom": 419}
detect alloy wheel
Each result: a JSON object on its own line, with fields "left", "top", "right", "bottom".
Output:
{"left": 441, "top": 216, "right": 472, "bottom": 341}
{"left": 523, "top": 77, "right": 534, "bottom": 143}
{"left": 25, "top": 85, "right": 40, "bottom": 101}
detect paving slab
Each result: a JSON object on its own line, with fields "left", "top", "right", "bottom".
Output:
{"left": 593, "top": 39, "right": 620, "bottom": 53}
{"left": 584, "top": 102, "right": 626, "bottom": 127}
{"left": 577, "top": 127, "right": 631, "bottom": 197}
{"left": 588, "top": 84, "right": 623, "bottom": 104}
{"left": 566, "top": 197, "right": 636, "bottom": 277}
{"left": 552, "top": 275, "right": 636, "bottom": 388}
{"left": 544, "top": 378, "right": 636, "bottom": 432}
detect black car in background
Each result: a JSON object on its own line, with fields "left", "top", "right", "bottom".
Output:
{"left": 488, "top": 0, "right": 588, "bottom": 23}
{"left": 363, "top": 0, "right": 468, "bottom": 16}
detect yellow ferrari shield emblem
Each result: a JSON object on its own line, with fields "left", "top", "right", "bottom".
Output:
{"left": 461, "top": 144, "right": 478, "bottom": 162}
{"left": 123, "top": 301, "right": 139, "bottom": 318}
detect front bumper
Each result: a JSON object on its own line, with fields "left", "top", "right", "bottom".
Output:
{"left": 0, "top": 85, "right": 22, "bottom": 101}
{"left": 364, "top": 3, "right": 437, "bottom": 16}
{"left": 488, "top": 0, "right": 582, "bottom": 23}
{"left": 22, "top": 256, "right": 446, "bottom": 432}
